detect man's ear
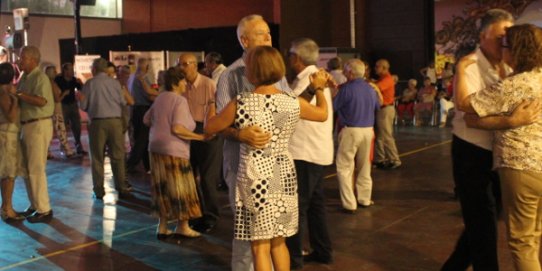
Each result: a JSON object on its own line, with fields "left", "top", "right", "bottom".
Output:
{"left": 240, "top": 35, "right": 249, "bottom": 49}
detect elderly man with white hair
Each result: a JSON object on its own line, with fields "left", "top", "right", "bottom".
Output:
{"left": 334, "top": 58, "right": 380, "bottom": 213}
{"left": 285, "top": 37, "right": 334, "bottom": 269}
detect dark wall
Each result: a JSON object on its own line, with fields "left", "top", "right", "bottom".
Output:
{"left": 59, "top": 24, "right": 280, "bottom": 67}
{"left": 122, "top": 0, "right": 278, "bottom": 33}
{"left": 280, "top": 0, "right": 433, "bottom": 85}
{"left": 365, "top": 0, "right": 434, "bottom": 82}
{"left": 279, "top": 0, "right": 351, "bottom": 50}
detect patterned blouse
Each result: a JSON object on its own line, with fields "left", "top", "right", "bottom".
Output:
{"left": 470, "top": 68, "right": 542, "bottom": 172}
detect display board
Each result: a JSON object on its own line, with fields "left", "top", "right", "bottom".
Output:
{"left": 109, "top": 51, "right": 165, "bottom": 84}
{"left": 74, "top": 54, "right": 100, "bottom": 83}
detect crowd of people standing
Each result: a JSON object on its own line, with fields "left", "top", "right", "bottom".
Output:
{"left": 0, "top": 9, "right": 541, "bottom": 271}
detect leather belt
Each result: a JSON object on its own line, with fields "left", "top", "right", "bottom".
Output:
{"left": 20, "top": 116, "right": 51, "bottom": 125}
{"left": 92, "top": 117, "right": 121, "bottom": 121}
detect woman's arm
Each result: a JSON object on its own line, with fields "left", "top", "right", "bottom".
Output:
{"left": 50, "top": 79, "right": 62, "bottom": 103}
{"left": 299, "top": 88, "right": 328, "bottom": 122}
{"left": 122, "top": 85, "right": 135, "bottom": 106}
{"left": 205, "top": 99, "right": 237, "bottom": 135}
{"left": 465, "top": 99, "right": 542, "bottom": 130}
{"left": 171, "top": 124, "right": 204, "bottom": 141}
{"left": 0, "top": 85, "right": 18, "bottom": 122}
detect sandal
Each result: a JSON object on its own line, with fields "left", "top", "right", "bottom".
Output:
{"left": 173, "top": 229, "right": 201, "bottom": 238}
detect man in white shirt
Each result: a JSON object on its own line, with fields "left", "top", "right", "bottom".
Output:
{"left": 204, "top": 52, "right": 227, "bottom": 83}
{"left": 285, "top": 38, "right": 334, "bottom": 270}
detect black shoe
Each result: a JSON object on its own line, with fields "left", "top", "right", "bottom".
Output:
{"left": 27, "top": 210, "right": 53, "bottom": 223}
{"left": 303, "top": 252, "right": 333, "bottom": 264}
{"left": 17, "top": 208, "right": 36, "bottom": 218}
{"left": 342, "top": 208, "right": 356, "bottom": 215}
{"left": 191, "top": 220, "right": 216, "bottom": 233}
{"left": 374, "top": 161, "right": 389, "bottom": 169}
{"left": 1, "top": 212, "right": 25, "bottom": 223}
{"left": 156, "top": 233, "right": 171, "bottom": 240}
{"left": 118, "top": 191, "right": 134, "bottom": 200}
{"left": 93, "top": 193, "right": 104, "bottom": 200}
{"left": 386, "top": 162, "right": 401, "bottom": 169}
{"left": 358, "top": 200, "right": 375, "bottom": 208}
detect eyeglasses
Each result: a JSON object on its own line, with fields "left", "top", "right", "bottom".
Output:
{"left": 178, "top": 61, "right": 196, "bottom": 67}
{"left": 501, "top": 37, "right": 510, "bottom": 48}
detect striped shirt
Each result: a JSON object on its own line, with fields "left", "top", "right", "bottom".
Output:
{"left": 216, "top": 56, "right": 290, "bottom": 179}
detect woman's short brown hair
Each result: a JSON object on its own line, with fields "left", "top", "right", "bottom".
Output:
{"left": 164, "top": 67, "right": 185, "bottom": 91}
{"left": 245, "top": 46, "right": 285, "bottom": 86}
{"left": 507, "top": 24, "right": 542, "bottom": 73}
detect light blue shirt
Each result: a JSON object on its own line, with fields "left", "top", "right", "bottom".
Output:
{"left": 80, "top": 72, "right": 126, "bottom": 119}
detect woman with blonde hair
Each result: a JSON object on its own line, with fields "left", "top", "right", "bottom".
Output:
{"left": 455, "top": 24, "right": 542, "bottom": 271}
{"left": 205, "top": 46, "right": 328, "bottom": 271}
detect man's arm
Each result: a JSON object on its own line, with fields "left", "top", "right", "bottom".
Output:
{"left": 465, "top": 99, "right": 542, "bottom": 130}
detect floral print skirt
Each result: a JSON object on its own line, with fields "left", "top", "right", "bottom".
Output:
{"left": 149, "top": 152, "right": 202, "bottom": 220}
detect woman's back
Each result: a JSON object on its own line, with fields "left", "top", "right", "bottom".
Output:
{"left": 472, "top": 68, "right": 542, "bottom": 171}
{"left": 233, "top": 91, "right": 300, "bottom": 241}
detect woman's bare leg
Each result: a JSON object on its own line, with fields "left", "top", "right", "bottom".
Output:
{"left": 252, "top": 239, "right": 272, "bottom": 271}
{"left": 270, "top": 237, "right": 290, "bottom": 271}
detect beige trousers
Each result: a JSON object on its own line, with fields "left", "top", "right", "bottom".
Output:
{"left": 375, "top": 105, "right": 400, "bottom": 164}
{"left": 499, "top": 167, "right": 542, "bottom": 271}
{"left": 336, "top": 127, "right": 374, "bottom": 210}
{"left": 20, "top": 118, "right": 53, "bottom": 213}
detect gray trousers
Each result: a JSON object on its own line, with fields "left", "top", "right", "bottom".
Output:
{"left": 88, "top": 118, "right": 127, "bottom": 196}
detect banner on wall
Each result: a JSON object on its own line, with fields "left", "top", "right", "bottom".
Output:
{"left": 165, "top": 51, "right": 205, "bottom": 69}
{"left": 109, "top": 51, "right": 165, "bottom": 83}
{"left": 74, "top": 54, "right": 100, "bottom": 83}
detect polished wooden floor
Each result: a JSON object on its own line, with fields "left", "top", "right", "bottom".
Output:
{"left": 0, "top": 126, "right": 522, "bottom": 270}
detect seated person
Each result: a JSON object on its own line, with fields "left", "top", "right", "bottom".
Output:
{"left": 438, "top": 78, "right": 454, "bottom": 128}
{"left": 396, "top": 78, "right": 417, "bottom": 125}
{"left": 414, "top": 77, "right": 437, "bottom": 126}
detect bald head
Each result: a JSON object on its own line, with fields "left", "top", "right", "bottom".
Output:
{"left": 177, "top": 53, "right": 198, "bottom": 82}
{"left": 374, "top": 59, "right": 390, "bottom": 76}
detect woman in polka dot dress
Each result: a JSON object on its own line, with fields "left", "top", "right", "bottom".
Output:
{"left": 205, "top": 46, "right": 328, "bottom": 271}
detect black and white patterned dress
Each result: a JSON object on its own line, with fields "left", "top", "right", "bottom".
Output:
{"left": 233, "top": 92, "right": 300, "bottom": 241}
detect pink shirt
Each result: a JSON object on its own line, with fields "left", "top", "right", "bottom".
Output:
{"left": 183, "top": 74, "right": 216, "bottom": 122}
{"left": 144, "top": 91, "right": 195, "bottom": 159}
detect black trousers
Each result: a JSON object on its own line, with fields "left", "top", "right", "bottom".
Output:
{"left": 127, "top": 105, "right": 150, "bottom": 171}
{"left": 190, "top": 122, "right": 223, "bottom": 223}
{"left": 442, "top": 136, "right": 500, "bottom": 271}
{"left": 286, "top": 160, "right": 332, "bottom": 267}
{"left": 62, "top": 102, "right": 82, "bottom": 147}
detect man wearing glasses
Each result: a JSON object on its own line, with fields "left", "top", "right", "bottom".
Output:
{"left": 177, "top": 53, "right": 221, "bottom": 234}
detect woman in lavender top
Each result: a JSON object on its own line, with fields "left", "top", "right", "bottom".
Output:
{"left": 143, "top": 68, "right": 204, "bottom": 240}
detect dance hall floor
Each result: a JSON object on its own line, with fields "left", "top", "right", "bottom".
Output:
{"left": 0, "top": 126, "right": 521, "bottom": 270}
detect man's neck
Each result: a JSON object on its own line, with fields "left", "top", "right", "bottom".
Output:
{"left": 187, "top": 73, "right": 197, "bottom": 84}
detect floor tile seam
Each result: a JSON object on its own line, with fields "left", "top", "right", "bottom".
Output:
{"left": 373, "top": 206, "right": 430, "bottom": 233}
{"left": 323, "top": 140, "right": 452, "bottom": 180}
{"left": 0, "top": 224, "right": 156, "bottom": 271}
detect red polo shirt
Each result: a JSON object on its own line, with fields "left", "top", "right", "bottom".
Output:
{"left": 376, "top": 72, "right": 395, "bottom": 106}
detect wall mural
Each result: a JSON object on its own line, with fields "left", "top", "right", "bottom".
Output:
{"left": 434, "top": 0, "right": 538, "bottom": 74}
